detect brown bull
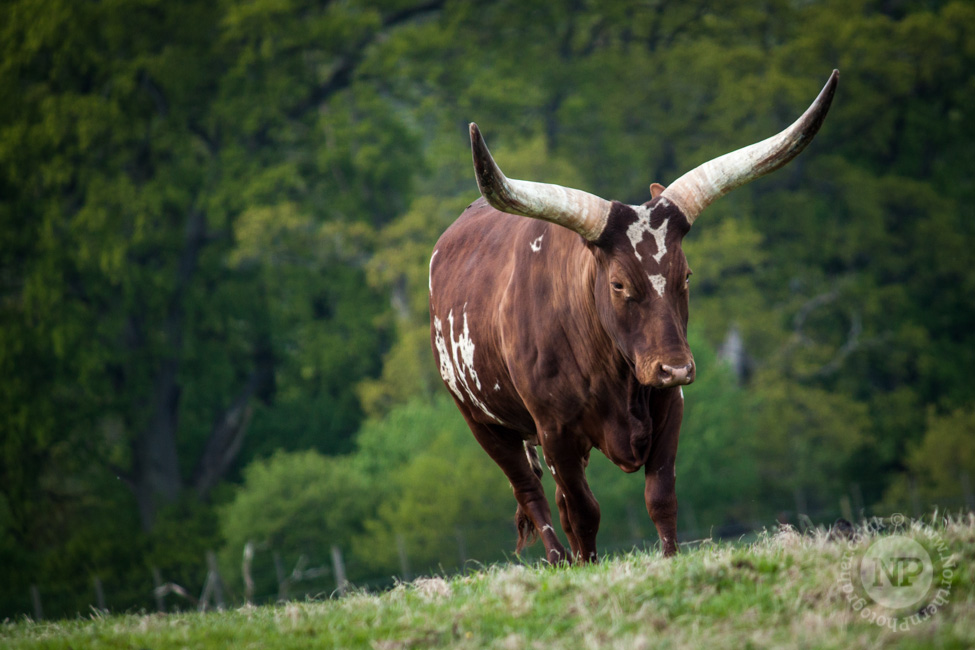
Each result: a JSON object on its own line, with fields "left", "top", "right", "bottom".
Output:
{"left": 429, "top": 71, "right": 838, "bottom": 562}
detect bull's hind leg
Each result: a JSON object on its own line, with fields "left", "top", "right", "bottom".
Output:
{"left": 462, "top": 416, "right": 567, "bottom": 564}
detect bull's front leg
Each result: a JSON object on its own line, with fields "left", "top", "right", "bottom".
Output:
{"left": 645, "top": 462, "right": 678, "bottom": 557}
{"left": 545, "top": 443, "right": 600, "bottom": 563}
{"left": 644, "top": 386, "right": 684, "bottom": 557}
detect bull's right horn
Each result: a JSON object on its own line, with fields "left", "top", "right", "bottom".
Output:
{"left": 661, "top": 70, "right": 839, "bottom": 224}
{"left": 470, "top": 123, "right": 613, "bottom": 242}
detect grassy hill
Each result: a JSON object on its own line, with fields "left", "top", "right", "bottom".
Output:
{"left": 4, "top": 515, "right": 973, "bottom": 649}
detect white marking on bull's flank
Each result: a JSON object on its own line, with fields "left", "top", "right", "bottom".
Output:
{"left": 627, "top": 201, "right": 671, "bottom": 264}
{"left": 450, "top": 308, "right": 480, "bottom": 390}
{"left": 433, "top": 316, "right": 463, "bottom": 402}
{"left": 530, "top": 234, "right": 544, "bottom": 253}
{"left": 428, "top": 249, "right": 438, "bottom": 294}
{"left": 439, "top": 306, "right": 505, "bottom": 425}
{"left": 648, "top": 273, "right": 667, "bottom": 297}
{"left": 494, "top": 382, "right": 500, "bottom": 391}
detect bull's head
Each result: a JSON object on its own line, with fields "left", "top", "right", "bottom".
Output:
{"left": 470, "top": 71, "right": 838, "bottom": 389}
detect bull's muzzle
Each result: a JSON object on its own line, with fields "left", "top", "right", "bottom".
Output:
{"left": 650, "top": 360, "right": 695, "bottom": 388}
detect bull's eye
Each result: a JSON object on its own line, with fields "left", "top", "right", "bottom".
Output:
{"left": 611, "top": 281, "right": 624, "bottom": 292}
{"left": 685, "top": 272, "right": 692, "bottom": 287}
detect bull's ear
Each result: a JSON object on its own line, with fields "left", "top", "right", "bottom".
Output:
{"left": 649, "top": 183, "right": 666, "bottom": 199}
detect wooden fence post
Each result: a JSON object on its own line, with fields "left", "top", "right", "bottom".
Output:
{"left": 93, "top": 576, "right": 107, "bottom": 612}
{"left": 151, "top": 567, "right": 165, "bottom": 613}
{"left": 396, "top": 533, "right": 412, "bottom": 582}
{"left": 30, "top": 585, "right": 42, "bottom": 621}
{"left": 331, "top": 545, "right": 348, "bottom": 597}
{"left": 274, "top": 552, "right": 288, "bottom": 601}
{"left": 242, "top": 542, "right": 255, "bottom": 605}
{"left": 199, "top": 550, "right": 226, "bottom": 612}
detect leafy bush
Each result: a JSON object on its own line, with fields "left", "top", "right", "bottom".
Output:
{"left": 218, "top": 449, "right": 372, "bottom": 600}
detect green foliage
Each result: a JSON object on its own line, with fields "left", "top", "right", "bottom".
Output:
{"left": 218, "top": 449, "right": 372, "bottom": 598}
{"left": 883, "top": 407, "right": 975, "bottom": 512}
{"left": 352, "top": 396, "right": 511, "bottom": 573}
{"left": 355, "top": 432, "right": 511, "bottom": 574}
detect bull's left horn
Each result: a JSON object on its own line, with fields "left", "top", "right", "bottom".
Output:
{"left": 661, "top": 70, "right": 839, "bottom": 224}
{"left": 470, "top": 123, "right": 613, "bottom": 241}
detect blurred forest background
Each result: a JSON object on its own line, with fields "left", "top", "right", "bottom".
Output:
{"left": 2, "top": 0, "right": 974, "bottom": 618}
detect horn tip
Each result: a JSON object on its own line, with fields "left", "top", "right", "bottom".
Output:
{"left": 825, "top": 69, "right": 840, "bottom": 92}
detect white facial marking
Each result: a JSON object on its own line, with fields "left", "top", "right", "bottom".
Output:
{"left": 626, "top": 200, "right": 671, "bottom": 263}
{"left": 530, "top": 234, "right": 544, "bottom": 253}
{"left": 648, "top": 273, "right": 667, "bottom": 297}
{"left": 435, "top": 307, "right": 504, "bottom": 424}
{"left": 428, "top": 249, "right": 438, "bottom": 294}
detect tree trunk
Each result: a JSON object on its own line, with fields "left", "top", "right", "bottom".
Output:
{"left": 130, "top": 209, "right": 206, "bottom": 530}
{"left": 133, "top": 360, "right": 184, "bottom": 531}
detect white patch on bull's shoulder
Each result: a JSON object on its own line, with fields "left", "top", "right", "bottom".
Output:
{"left": 428, "top": 249, "right": 438, "bottom": 294}
{"left": 627, "top": 201, "right": 670, "bottom": 263}
{"left": 530, "top": 234, "right": 544, "bottom": 253}
{"left": 493, "top": 382, "right": 500, "bottom": 391}
{"left": 436, "top": 306, "right": 505, "bottom": 424}
{"left": 648, "top": 273, "right": 667, "bottom": 297}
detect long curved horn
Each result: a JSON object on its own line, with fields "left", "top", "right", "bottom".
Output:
{"left": 661, "top": 70, "right": 839, "bottom": 224}
{"left": 470, "top": 123, "right": 613, "bottom": 241}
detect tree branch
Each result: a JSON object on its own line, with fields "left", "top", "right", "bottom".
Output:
{"left": 785, "top": 290, "right": 880, "bottom": 380}
{"left": 288, "top": 0, "right": 446, "bottom": 119}
{"left": 191, "top": 349, "right": 274, "bottom": 498}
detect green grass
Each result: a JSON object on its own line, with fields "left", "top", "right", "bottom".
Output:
{"left": 4, "top": 516, "right": 974, "bottom": 649}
